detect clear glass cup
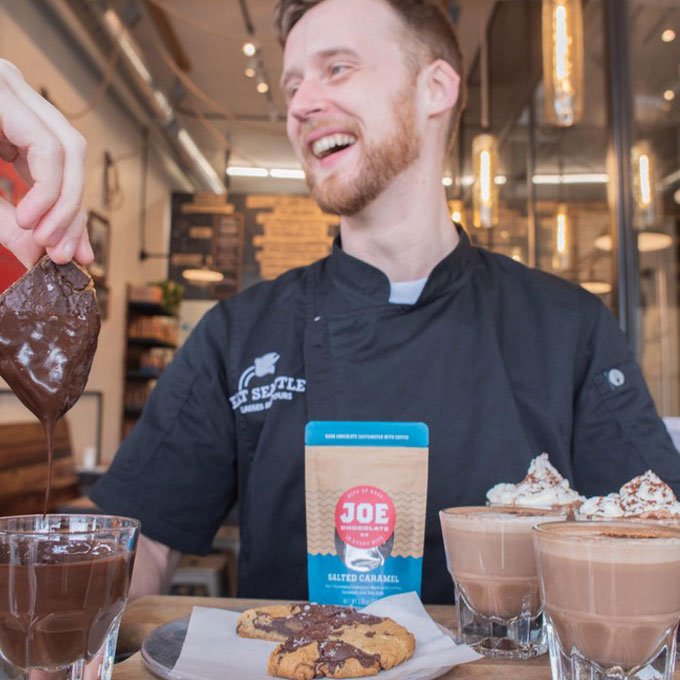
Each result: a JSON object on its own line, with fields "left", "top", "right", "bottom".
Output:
{"left": 534, "top": 520, "right": 680, "bottom": 680}
{"left": 439, "top": 505, "right": 567, "bottom": 659}
{"left": 0, "top": 514, "right": 139, "bottom": 680}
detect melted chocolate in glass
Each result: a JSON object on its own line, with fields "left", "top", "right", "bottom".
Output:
{"left": 0, "top": 257, "right": 100, "bottom": 513}
{"left": 0, "top": 539, "right": 132, "bottom": 669}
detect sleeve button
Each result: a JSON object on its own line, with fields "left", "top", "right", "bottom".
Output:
{"left": 608, "top": 368, "right": 625, "bottom": 387}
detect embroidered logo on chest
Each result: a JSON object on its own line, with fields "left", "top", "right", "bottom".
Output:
{"left": 229, "top": 352, "right": 306, "bottom": 414}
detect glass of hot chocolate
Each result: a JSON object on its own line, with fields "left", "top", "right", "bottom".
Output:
{"left": 534, "top": 521, "right": 680, "bottom": 680}
{"left": 439, "top": 505, "right": 567, "bottom": 659}
{"left": 0, "top": 514, "right": 139, "bottom": 680}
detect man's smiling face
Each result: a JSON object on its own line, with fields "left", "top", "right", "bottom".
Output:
{"left": 282, "top": 0, "right": 422, "bottom": 216}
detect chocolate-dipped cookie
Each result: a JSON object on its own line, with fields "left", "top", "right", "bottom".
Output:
{"left": 0, "top": 256, "right": 100, "bottom": 422}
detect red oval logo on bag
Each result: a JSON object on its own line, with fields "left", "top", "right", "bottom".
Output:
{"left": 335, "top": 486, "right": 396, "bottom": 548}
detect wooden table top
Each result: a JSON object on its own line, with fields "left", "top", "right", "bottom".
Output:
{"left": 112, "top": 595, "right": 558, "bottom": 679}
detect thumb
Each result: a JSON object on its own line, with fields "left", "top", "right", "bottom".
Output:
{"left": 0, "top": 197, "right": 43, "bottom": 268}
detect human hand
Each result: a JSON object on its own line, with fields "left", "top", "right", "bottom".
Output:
{"left": 0, "top": 59, "right": 93, "bottom": 268}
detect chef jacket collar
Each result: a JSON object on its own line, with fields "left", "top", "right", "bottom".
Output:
{"left": 326, "top": 224, "right": 474, "bottom": 306}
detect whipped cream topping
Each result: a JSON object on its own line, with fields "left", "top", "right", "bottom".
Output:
{"left": 576, "top": 493, "right": 625, "bottom": 519}
{"left": 620, "top": 470, "right": 680, "bottom": 518}
{"left": 486, "top": 453, "right": 585, "bottom": 508}
{"left": 577, "top": 471, "right": 680, "bottom": 519}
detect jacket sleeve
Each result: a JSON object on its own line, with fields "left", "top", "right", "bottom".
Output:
{"left": 571, "top": 295, "right": 680, "bottom": 497}
{"left": 90, "top": 303, "right": 237, "bottom": 555}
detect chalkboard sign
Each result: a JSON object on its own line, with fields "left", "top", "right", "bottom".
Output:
{"left": 169, "top": 193, "right": 244, "bottom": 300}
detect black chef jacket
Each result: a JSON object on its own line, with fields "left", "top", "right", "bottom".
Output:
{"left": 91, "top": 228, "right": 680, "bottom": 604}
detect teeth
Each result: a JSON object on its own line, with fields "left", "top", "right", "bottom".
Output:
{"left": 312, "top": 133, "right": 357, "bottom": 158}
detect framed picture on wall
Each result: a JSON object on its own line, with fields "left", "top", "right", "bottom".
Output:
{"left": 94, "top": 280, "right": 109, "bottom": 321}
{"left": 86, "top": 211, "right": 110, "bottom": 282}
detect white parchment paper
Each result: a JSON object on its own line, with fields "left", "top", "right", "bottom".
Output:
{"left": 169, "top": 591, "right": 482, "bottom": 680}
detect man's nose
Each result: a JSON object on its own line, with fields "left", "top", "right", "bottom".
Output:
{"left": 289, "top": 80, "right": 329, "bottom": 122}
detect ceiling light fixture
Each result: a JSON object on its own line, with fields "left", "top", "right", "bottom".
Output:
{"left": 674, "top": 188, "right": 680, "bottom": 205}
{"left": 662, "top": 29, "right": 676, "bottom": 43}
{"left": 256, "top": 80, "right": 270, "bottom": 94}
{"left": 227, "top": 166, "right": 268, "bottom": 178}
{"left": 473, "top": 134, "right": 500, "bottom": 228}
{"left": 242, "top": 41, "right": 257, "bottom": 57}
{"left": 580, "top": 280, "right": 612, "bottom": 295}
{"left": 664, "top": 89, "right": 676, "bottom": 102}
{"left": 632, "top": 140, "right": 659, "bottom": 228}
{"left": 244, "top": 66, "right": 256, "bottom": 78}
{"left": 182, "top": 267, "right": 225, "bottom": 285}
{"left": 226, "top": 166, "right": 307, "bottom": 180}
{"left": 448, "top": 199, "right": 465, "bottom": 227}
{"left": 269, "top": 168, "right": 306, "bottom": 179}
{"left": 542, "top": 0, "right": 585, "bottom": 126}
{"left": 442, "top": 176, "right": 454, "bottom": 187}
{"left": 553, "top": 202, "right": 570, "bottom": 270}
{"left": 532, "top": 173, "right": 609, "bottom": 184}
{"left": 594, "top": 231, "right": 673, "bottom": 253}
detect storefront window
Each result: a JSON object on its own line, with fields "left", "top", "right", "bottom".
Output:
{"left": 453, "top": 0, "right": 680, "bottom": 414}
{"left": 629, "top": 0, "right": 680, "bottom": 414}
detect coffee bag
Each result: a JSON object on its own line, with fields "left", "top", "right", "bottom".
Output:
{"left": 305, "top": 421, "right": 429, "bottom": 606}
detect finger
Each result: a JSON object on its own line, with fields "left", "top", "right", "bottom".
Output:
{"left": 0, "top": 198, "right": 43, "bottom": 268}
{"left": 0, "top": 79, "right": 64, "bottom": 230}
{"left": 74, "top": 229, "right": 95, "bottom": 266}
{"left": 1, "top": 63, "right": 87, "bottom": 244}
{"left": 45, "top": 209, "right": 87, "bottom": 264}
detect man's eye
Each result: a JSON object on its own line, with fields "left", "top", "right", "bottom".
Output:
{"left": 330, "top": 64, "right": 348, "bottom": 77}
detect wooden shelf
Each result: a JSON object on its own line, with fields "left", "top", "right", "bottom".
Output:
{"left": 128, "top": 301, "right": 175, "bottom": 317}
{"left": 127, "top": 337, "right": 177, "bottom": 349}
{"left": 122, "top": 290, "right": 180, "bottom": 442}
{"left": 124, "top": 406, "right": 144, "bottom": 418}
{"left": 126, "top": 370, "right": 163, "bottom": 381}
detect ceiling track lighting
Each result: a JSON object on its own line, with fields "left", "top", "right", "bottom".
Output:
{"left": 242, "top": 41, "right": 257, "bottom": 57}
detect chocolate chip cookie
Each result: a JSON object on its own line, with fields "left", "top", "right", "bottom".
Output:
{"left": 236, "top": 603, "right": 415, "bottom": 679}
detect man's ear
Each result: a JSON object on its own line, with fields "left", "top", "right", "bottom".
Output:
{"left": 423, "top": 59, "right": 460, "bottom": 119}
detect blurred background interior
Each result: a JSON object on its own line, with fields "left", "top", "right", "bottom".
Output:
{"left": 0, "top": 0, "right": 679, "bottom": 595}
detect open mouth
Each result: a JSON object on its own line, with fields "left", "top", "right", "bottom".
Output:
{"left": 310, "top": 133, "right": 358, "bottom": 160}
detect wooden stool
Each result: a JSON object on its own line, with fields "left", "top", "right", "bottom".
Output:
{"left": 170, "top": 553, "right": 230, "bottom": 598}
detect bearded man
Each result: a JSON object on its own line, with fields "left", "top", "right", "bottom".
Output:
{"left": 1, "top": 0, "right": 678, "bottom": 605}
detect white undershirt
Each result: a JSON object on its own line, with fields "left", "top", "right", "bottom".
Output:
{"left": 388, "top": 277, "right": 428, "bottom": 305}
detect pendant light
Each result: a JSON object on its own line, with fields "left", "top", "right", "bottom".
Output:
{"left": 595, "top": 140, "right": 672, "bottom": 253}
{"left": 542, "top": 0, "right": 585, "bottom": 127}
{"left": 182, "top": 254, "right": 225, "bottom": 285}
{"left": 472, "top": 30, "right": 500, "bottom": 228}
{"left": 553, "top": 202, "right": 570, "bottom": 270}
{"left": 580, "top": 279, "right": 613, "bottom": 295}
{"left": 632, "top": 140, "right": 659, "bottom": 228}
